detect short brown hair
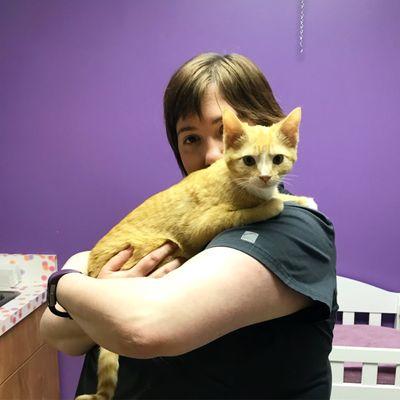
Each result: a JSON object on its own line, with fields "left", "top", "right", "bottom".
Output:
{"left": 163, "top": 53, "right": 285, "bottom": 175}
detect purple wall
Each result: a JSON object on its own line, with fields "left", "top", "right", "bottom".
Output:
{"left": 1, "top": 0, "right": 399, "bottom": 398}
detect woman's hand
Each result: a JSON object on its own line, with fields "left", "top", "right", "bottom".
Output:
{"left": 97, "top": 242, "right": 186, "bottom": 279}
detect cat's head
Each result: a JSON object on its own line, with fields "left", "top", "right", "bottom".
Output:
{"left": 222, "top": 108, "right": 301, "bottom": 196}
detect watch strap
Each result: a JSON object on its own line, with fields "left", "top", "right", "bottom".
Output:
{"left": 47, "top": 269, "right": 82, "bottom": 319}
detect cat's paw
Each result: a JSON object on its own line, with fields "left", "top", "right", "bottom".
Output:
{"left": 300, "top": 197, "right": 318, "bottom": 210}
{"left": 268, "top": 198, "right": 284, "bottom": 215}
{"left": 75, "top": 394, "right": 107, "bottom": 400}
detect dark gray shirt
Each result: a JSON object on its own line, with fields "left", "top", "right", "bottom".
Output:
{"left": 76, "top": 202, "right": 337, "bottom": 399}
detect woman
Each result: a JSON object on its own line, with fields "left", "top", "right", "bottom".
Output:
{"left": 41, "top": 53, "right": 337, "bottom": 399}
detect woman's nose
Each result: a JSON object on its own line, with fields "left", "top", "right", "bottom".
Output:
{"left": 204, "top": 139, "right": 224, "bottom": 167}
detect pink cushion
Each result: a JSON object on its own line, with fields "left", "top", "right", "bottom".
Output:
{"left": 333, "top": 324, "right": 400, "bottom": 385}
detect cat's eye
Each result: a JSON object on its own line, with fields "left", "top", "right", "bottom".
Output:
{"left": 273, "top": 154, "right": 284, "bottom": 165}
{"left": 242, "top": 156, "right": 256, "bottom": 166}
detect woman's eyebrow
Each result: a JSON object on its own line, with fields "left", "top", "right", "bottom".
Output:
{"left": 177, "top": 117, "right": 222, "bottom": 136}
{"left": 177, "top": 126, "right": 196, "bottom": 135}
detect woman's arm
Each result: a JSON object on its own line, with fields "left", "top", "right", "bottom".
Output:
{"left": 40, "top": 244, "right": 183, "bottom": 355}
{"left": 39, "top": 251, "right": 95, "bottom": 355}
{"left": 40, "top": 309, "right": 96, "bottom": 355}
{"left": 54, "top": 247, "right": 313, "bottom": 358}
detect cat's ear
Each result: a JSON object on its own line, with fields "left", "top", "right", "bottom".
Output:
{"left": 222, "top": 109, "right": 245, "bottom": 150}
{"left": 279, "top": 107, "right": 301, "bottom": 147}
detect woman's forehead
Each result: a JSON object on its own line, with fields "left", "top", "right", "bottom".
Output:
{"left": 201, "top": 85, "right": 234, "bottom": 112}
{"left": 176, "top": 112, "right": 222, "bottom": 134}
{"left": 177, "top": 89, "right": 236, "bottom": 129}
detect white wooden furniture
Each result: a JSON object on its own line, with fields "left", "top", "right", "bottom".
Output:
{"left": 329, "top": 276, "right": 400, "bottom": 399}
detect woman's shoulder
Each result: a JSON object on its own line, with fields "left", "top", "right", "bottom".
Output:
{"left": 206, "top": 202, "right": 337, "bottom": 316}
{"left": 280, "top": 201, "right": 334, "bottom": 227}
{"left": 275, "top": 202, "right": 335, "bottom": 242}
{"left": 208, "top": 201, "right": 335, "bottom": 252}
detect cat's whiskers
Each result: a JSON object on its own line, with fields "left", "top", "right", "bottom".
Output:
{"left": 282, "top": 173, "right": 298, "bottom": 181}
{"left": 232, "top": 176, "right": 250, "bottom": 185}
{"left": 232, "top": 177, "right": 251, "bottom": 191}
{"left": 280, "top": 176, "right": 293, "bottom": 184}
{"left": 279, "top": 173, "right": 298, "bottom": 186}
{"left": 280, "top": 180, "right": 293, "bottom": 188}
{"left": 279, "top": 176, "right": 294, "bottom": 186}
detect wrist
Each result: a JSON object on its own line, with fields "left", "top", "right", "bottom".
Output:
{"left": 47, "top": 269, "right": 82, "bottom": 319}
{"left": 57, "top": 272, "right": 82, "bottom": 298}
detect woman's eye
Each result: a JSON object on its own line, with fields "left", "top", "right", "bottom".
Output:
{"left": 242, "top": 155, "right": 256, "bottom": 166}
{"left": 183, "top": 135, "right": 199, "bottom": 145}
{"left": 273, "top": 154, "right": 284, "bottom": 165}
{"left": 218, "top": 125, "right": 224, "bottom": 136}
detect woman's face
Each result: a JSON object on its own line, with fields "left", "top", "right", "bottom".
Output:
{"left": 176, "top": 86, "right": 238, "bottom": 174}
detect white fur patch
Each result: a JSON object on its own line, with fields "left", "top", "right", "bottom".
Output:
{"left": 246, "top": 184, "right": 277, "bottom": 200}
{"left": 304, "top": 197, "right": 318, "bottom": 210}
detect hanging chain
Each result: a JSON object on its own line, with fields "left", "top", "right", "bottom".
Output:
{"left": 299, "top": 0, "right": 305, "bottom": 54}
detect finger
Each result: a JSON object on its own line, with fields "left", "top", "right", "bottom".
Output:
{"left": 104, "top": 248, "right": 133, "bottom": 272}
{"left": 149, "top": 257, "right": 186, "bottom": 278}
{"left": 134, "top": 241, "right": 178, "bottom": 276}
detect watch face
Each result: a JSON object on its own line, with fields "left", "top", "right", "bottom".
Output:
{"left": 48, "top": 283, "right": 57, "bottom": 307}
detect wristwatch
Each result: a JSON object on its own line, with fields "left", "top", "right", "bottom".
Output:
{"left": 46, "top": 269, "right": 82, "bottom": 319}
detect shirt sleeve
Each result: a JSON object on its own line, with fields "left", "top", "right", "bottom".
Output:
{"left": 205, "top": 202, "right": 337, "bottom": 318}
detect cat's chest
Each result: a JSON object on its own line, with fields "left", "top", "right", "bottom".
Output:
{"left": 244, "top": 185, "right": 276, "bottom": 201}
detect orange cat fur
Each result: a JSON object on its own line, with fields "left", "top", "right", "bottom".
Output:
{"left": 76, "top": 107, "right": 314, "bottom": 400}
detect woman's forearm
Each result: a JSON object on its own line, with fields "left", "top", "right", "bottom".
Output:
{"left": 56, "top": 273, "right": 162, "bottom": 358}
{"left": 40, "top": 307, "right": 95, "bottom": 355}
{"left": 40, "top": 250, "right": 95, "bottom": 355}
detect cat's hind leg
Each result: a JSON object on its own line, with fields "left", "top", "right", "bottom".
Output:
{"left": 75, "top": 348, "right": 119, "bottom": 400}
{"left": 120, "top": 237, "right": 183, "bottom": 271}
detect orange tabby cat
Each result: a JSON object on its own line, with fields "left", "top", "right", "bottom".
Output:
{"left": 75, "top": 107, "right": 315, "bottom": 400}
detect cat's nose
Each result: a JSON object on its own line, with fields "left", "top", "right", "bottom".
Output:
{"left": 259, "top": 175, "right": 271, "bottom": 183}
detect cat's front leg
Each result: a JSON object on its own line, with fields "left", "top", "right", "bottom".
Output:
{"left": 230, "top": 198, "right": 284, "bottom": 226}
{"left": 276, "top": 194, "right": 318, "bottom": 210}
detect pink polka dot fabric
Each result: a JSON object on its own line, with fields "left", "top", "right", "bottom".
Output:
{"left": 0, "top": 253, "right": 57, "bottom": 336}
